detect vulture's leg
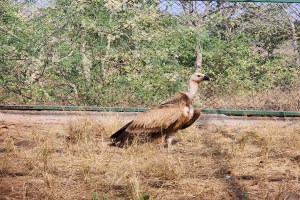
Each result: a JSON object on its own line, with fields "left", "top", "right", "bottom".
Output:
{"left": 158, "top": 137, "right": 166, "bottom": 150}
{"left": 159, "top": 142, "right": 165, "bottom": 150}
{"left": 166, "top": 132, "right": 176, "bottom": 150}
{"left": 181, "top": 108, "right": 201, "bottom": 130}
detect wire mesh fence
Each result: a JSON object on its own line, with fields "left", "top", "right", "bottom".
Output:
{"left": 1, "top": 0, "right": 300, "bottom": 111}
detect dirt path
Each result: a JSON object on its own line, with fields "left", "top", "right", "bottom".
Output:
{"left": 1, "top": 110, "right": 300, "bottom": 127}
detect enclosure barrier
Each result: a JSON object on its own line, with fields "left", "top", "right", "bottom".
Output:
{"left": 1, "top": 105, "right": 300, "bottom": 117}
{"left": 2, "top": 0, "right": 300, "bottom": 111}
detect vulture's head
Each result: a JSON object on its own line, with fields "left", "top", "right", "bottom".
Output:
{"left": 190, "top": 72, "right": 210, "bottom": 83}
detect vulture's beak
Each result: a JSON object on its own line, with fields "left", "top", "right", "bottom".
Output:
{"left": 204, "top": 75, "right": 210, "bottom": 81}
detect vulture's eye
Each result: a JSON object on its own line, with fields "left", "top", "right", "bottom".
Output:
{"left": 197, "top": 75, "right": 201, "bottom": 77}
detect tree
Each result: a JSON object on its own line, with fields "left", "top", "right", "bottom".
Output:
{"left": 1, "top": 0, "right": 299, "bottom": 108}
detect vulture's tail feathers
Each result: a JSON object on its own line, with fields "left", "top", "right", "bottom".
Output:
{"left": 110, "top": 121, "right": 132, "bottom": 139}
{"left": 110, "top": 121, "right": 132, "bottom": 147}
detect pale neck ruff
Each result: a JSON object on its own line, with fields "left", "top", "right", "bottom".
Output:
{"left": 186, "top": 80, "right": 199, "bottom": 99}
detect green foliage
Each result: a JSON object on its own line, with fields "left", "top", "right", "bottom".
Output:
{"left": 139, "top": 193, "right": 150, "bottom": 200}
{"left": 1, "top": 1, "right": 299, "bottom": 107}
{"left": 91, "top": 192, "right": 99, "bottom": 200}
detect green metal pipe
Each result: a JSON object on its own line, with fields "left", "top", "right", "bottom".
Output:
{"left": 1, "top": 105, "right": 300, "bottom": 117}
{"left": 0, "top": 105, "right": 148, "bottom": 112}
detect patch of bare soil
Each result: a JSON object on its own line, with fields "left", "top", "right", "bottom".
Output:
{"left": 0, "top": 117, "right": 300, "bottom": 200}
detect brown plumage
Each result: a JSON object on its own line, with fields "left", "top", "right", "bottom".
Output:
{"left": 110, "top": 72, "right": 210, "bottom": 148}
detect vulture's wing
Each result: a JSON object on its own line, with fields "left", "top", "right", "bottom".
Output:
{"left": 126, "top": 104, "right": 186, "bottom": 135}
{"left": 161, "top": 92, "right": 192, "bottom": 106}
{"left": 181, "top": 108, "right": 201, "bottom": 129}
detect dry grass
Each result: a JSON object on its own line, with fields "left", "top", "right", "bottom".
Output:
{"left": 1, "top": 117, "right": 300, "bottom": 200}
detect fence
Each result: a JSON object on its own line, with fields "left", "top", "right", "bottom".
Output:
{"left": 1, "top": 0, "right": 300, "bottom": 111}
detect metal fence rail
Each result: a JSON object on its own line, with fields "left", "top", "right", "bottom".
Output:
{"left": 1, "top": 0, "right": 300, "bottom": 111}
{"left": 1, "top": 105, "right": 300, "bottom": 117}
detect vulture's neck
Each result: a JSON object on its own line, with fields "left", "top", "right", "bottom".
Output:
{"left": 186, "top": 80, "right": 199, "bottom": 99}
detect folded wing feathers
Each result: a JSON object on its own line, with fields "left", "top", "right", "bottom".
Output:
{"left": 162, "top": 92, "right": 192, "bottom": 106}
{"left": 126, "top": 105, "right": 184, "bottom": 135}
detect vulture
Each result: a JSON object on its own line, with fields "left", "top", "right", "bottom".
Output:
{"left": 110, "top": 72, "right": 210, "bottom": 149}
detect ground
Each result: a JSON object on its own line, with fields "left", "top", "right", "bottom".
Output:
{"left": 0, "top": 113, "right": 300, "bottom": 200}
